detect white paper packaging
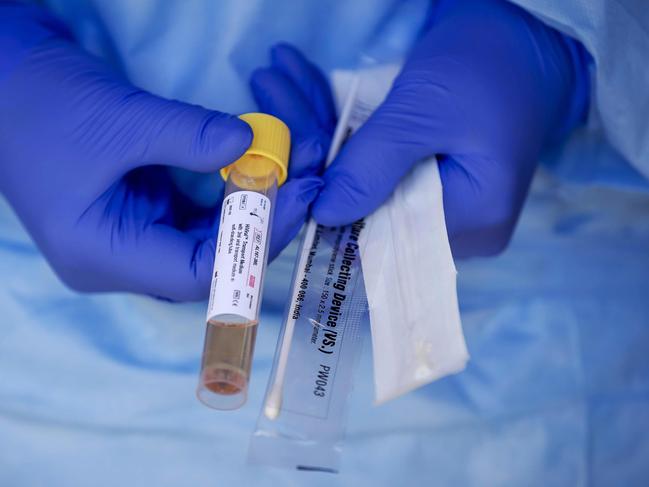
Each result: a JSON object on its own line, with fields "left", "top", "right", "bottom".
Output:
{"left": 333, "top": 65, "right": 469, "bottom": 404}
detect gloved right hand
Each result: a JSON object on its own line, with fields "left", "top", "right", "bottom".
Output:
{"left": 0, "top": 3, "right": 322, "bottom": 301}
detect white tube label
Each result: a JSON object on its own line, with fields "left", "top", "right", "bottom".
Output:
{"left": 207, "top": 190, "right": 271, "bottom": 322}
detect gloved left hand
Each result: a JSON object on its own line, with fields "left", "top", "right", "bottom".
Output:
{"left": 0, "top": 3, "right": 323, "bottom": 301}
{"left": 310, "top": 0, "right": 591, "bottom": 257}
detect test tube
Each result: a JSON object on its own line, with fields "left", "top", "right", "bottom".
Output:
{"left": 197, "top": 113, "right": 290, "bottom": 410}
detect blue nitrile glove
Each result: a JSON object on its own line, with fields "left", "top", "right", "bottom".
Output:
{"left": 250, "top": 45, "right": 336, "bottom": 181}
{"left": 310, "top": 0, "right": 591, "bottom": 257}
{"left": 0, "top": 3, "right": 323, "bottom": 301}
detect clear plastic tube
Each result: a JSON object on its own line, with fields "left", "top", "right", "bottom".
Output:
{"left": 197, "top": 154, "right": 279, "bottom": 410}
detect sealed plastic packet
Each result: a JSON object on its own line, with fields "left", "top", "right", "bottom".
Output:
{"left": 249, "top": 62, "right": 467, "bottom": 473}
{"left": 248, "top": 77, "right": 367, "bottom": 473}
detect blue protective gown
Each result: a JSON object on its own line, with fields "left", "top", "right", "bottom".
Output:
{"left": 1, "top": 1, "right": 648, "bottom": 485}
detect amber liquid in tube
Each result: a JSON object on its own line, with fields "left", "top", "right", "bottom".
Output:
{"left": 197, "top": 155, "right": 278, "bottom": 410}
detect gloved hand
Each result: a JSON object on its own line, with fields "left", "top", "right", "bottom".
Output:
{"left": 250, "top": 45, "right": 336, "bottom": 180}
{"left": 0, "top": 3, "right": 323, "bottom": 301}
{"left": 310, "top": 0, "right": 591, "bottom": 257}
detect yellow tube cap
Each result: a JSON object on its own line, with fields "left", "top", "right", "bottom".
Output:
{"left": 220, "top": 113, "right": 290, "bottom": 186}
